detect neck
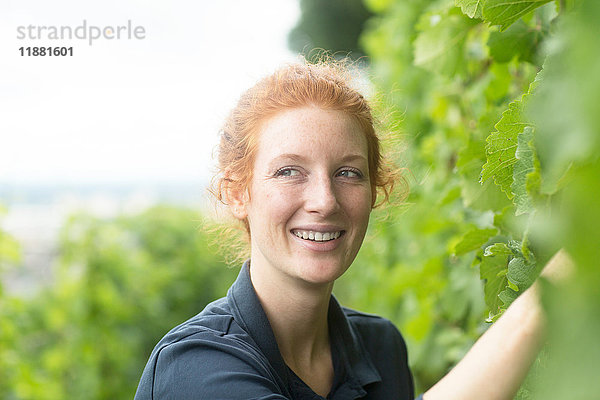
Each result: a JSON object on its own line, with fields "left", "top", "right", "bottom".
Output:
{"left": 250, "top": 258, "right": 332, "bottom": 359}
{"left": 248, "top": 258, "right": 334, "bottom": 395}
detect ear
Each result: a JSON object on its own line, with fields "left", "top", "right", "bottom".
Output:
{"left": 229, "top": 189, "right": 249, "bottom": 220}
{"left": 223, "top": 174, "right": 249, "bottom": 220}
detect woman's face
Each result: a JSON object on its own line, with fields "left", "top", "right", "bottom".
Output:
{"left": 235, "top": 106, "right": 373, "bottom": 287}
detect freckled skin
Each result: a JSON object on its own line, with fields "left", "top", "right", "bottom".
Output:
{"left": 236, "top": 106, "right": 373, "bottom": 289}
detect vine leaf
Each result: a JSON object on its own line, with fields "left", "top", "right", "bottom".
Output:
{"left": 480, "top": 243, "right": 511, "bottom": 319}
{"left": 479, "top": 240, "right": 538, "bottom": 319}
{"left": 487, "top": 20, "right": 541, "bottom": 64}
{"left": 498, "top": 288, "right": 519, "bottom": 307}
{"left": 457, "top": 137, "right": 512, "bottom": 211}
{"left": 453, "top": 227, "right": 498, "bottom": 255}
{"left": 482, "top": 0, "right": 553, "bottom": 31}
{"left": 480, "top": 99, "right": 528, "bottom": 198}
{"left": 511, "top": 127, "right": 538, "bottom": 215}
{"left": 480, "top": 74, "right": 541, "bottom": 199}
{"left": 455, "top": 0, "right": 484, "bottom": 18}
{"left": 414, "top": 8, "right": 478, "bottom": 76}
{"left": 506, "top": 255, "right": 537, "bottom": 291}
{"left": 498, "top": 253, "right": 538, "bottom": 309}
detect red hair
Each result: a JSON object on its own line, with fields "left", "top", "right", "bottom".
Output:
{"left": 209, "top": 60, "right": 398, "bottom": 235}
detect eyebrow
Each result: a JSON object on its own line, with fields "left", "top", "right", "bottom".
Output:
{"left": 268, "top": 153, "right": 368, "bottom": 166}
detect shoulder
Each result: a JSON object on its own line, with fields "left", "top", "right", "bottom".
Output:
{"left": 134, "top": 297, "right": 286, "bottom": 400}
{"left": 334, "top": 306, "right": 415, "bottom": 399}
{"left": 342, "top": 307, "right": 411, "bottom": 369}
{"left": 343, "top": 307, "right": 407, "bottom": 345}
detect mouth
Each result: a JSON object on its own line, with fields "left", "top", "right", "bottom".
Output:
{"left": 291, "top": 229, "right": 344, "bottom": 242}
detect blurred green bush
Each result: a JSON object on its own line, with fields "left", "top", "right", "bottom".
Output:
{"left": 0, "top": 206, "right": 238, "bottom": 399}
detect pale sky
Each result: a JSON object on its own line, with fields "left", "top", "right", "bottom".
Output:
{"left": 0, "top": 0, "right": 300, "bottom": 185}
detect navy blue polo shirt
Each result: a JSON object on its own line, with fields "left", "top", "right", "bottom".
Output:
{"left": 135, "top": 262, "right": 420, "bottom": 400}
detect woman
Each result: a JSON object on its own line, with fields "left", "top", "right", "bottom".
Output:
{"left": 134, "top": 61, "right": 568, "bottom": 400}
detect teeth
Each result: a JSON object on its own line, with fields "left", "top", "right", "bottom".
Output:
{"left": 293, "top": 230, "right": 342, "bottom": 242}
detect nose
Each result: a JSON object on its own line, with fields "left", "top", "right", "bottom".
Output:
{"left": 304, "top": 174, "right": 340, "bottom": 216}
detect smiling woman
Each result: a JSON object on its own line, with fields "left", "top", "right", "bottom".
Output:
{"left": 134, "top": 60, "right": 565, "bottom": 400}
{"left": 234, "top": 107, "right": 373, "bottom": 287}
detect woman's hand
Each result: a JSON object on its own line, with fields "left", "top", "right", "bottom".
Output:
{"left": 422, "top": 249, "right": 574, "bottom": 400}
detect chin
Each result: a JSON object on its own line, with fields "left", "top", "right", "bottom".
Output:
{"left": 296, "top": 260, "right": 349, "bottom": 285}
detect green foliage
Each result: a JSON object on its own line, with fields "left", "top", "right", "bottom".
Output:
{"left": 0, "top": 206, "right": 238, "bottom": 399}
{"left": 453, "top": 227, "right": 497, "bottom": 255}
{"left": 488, "top": 21, "right": 541, "bottom": 63}
{"left": 0, "top": 206, "right": 23, "bottom": 396}
{"left": 455, "top": 0, "right": 484, "bottom": 18}
{"left": 0, "top": 205, "right": 21, "bottom": 272}
{"left": 480, "top": 94, "right": 528, "bottom": 198}
{"left": 343, "top": 0, "right": 544, "bottom": 391}
{"left": 525, "top": 1, "right": 600, "bottom": 398}
{"left": 482, "top": 0, "right": 554, "bottom": 31}
{"left": 414, "top": 7, "right": 479, "bottom": 76}
{"left": 479, "top": 242, "right": 511, "bottom": 317}
{"left": 335, "top": 0, "right": 600, "bottom": 395}
{"left": 511, "top": 127, "right": 539, "bottom": 215}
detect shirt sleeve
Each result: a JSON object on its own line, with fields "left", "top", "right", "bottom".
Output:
{"left": 134, "top": 333, "right": 290, "bottom": 400}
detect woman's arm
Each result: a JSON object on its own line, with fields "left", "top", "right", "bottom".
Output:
{"left": 423, "top": 250, "right": 572, "bottom": 400}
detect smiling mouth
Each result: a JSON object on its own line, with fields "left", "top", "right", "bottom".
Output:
{"left": 291, "top": 229, "right": 344, "bottom": 242}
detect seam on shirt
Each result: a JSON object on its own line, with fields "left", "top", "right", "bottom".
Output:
{"left": 150, "top": 326, "right": 226, "bottom": 399}
{"left": 151, "top": 320, "right": 273, "bottom": 398}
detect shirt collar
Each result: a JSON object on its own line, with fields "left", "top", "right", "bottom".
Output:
{"left": 227, "top": 260, "right": 381, "bottom": 395}
{"left": 327, "top": 296, "right": 381, "bottom": 390}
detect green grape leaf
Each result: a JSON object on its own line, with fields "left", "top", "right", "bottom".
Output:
{"left": 506, "top": 255, "right": 537, "bottom": 291}
{"left": 455, "top": 0, "right": 484, "bottom": 18}
{"left": 414, "top": 9, "right": 478, "bottom": 76}
{"left": 498, "top": 287, "right": 519, "bottom": 307}
{"left": 525, "top": 162, "right": 542, "bottom": 206}
{"left": 484, "top": 62, "right": 513, "bottom": 102}
{"left": 457, "top": 138, "right": 512, "bottom": 211}
{"left": 453, "top": 228, "right": 498, "bottom": 255}
{"left": 482, "top": 0, "right": 553, "bottom": 31}
{"left": 487, "top": 20, "right": 541, "bottom": 63}
{"left": 481, "top": 74, "right": 541, "bottom": 199}
{"left": 480, "top": 243, "right": 511, "bottom": 317}
{"left": 511, "top": 127, "right": 538, "bottom": 215}
{"left": 493, "top": 205, "right": 517, "bottom": 235}
{"left": 480, "top": 99, "right": 527, "bottom": 198}
{"left": 507, "top": 279, "right": 519, "bottom": 291}
{"left": 520, "top": 215, "right": 536, "bottom": 263}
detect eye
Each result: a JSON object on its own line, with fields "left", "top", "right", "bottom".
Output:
{"left": 274, "top": 167, "right": 301, "bottom": 177}
{"left": 337, "top": 168, "right": 363, "bottom": 179}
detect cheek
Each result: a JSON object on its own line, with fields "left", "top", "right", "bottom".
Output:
{"left": 248, "top": 185, "right": 300, "bottom": 227}
{"left": 343, "top": 189, "right": 372, "bottom": 224}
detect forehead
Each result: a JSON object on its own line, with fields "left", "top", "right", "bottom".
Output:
{"left": 254, "top": 107, "right": 368, "bottom": 164}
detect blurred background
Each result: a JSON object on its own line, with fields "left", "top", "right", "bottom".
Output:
{"left": 1, "top": 0, "right": 599, "bottom": 399}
